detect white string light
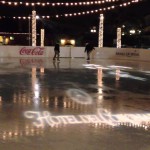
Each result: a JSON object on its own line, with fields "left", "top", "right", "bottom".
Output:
{"left": 98, "top": 14, "right": 104, "bottom": 48}
{"left": 32, "top": 10, "right": 36, "bottom": 46}
{"left": 0, "top": 0, "right": 120, "bottom": 7}
{"left": 0, "top": 0, "right": 143, "bottom": 19}
{"left": 117, "top": 28, "right": 121, "bottom": 48}
{"left": 40, "top": 29, "right": 45, "bottom": 47}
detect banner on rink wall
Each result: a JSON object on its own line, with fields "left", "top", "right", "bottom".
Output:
{"left": 19, "top": 47, "right": 45, "bottom": 56}
{"left": 0, "top": 46, "right": 150, "bottom": 61}
{"left": 116, "top": 48, "right": 140, "bottom": 57}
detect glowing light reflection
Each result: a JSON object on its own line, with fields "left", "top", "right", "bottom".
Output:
{"left": 108, "top": 71, "right": 146, "bottom": 81}
{"left": 32, "top": 67, "right": 40, "bottom": 107}
{"left": 97, "top": 68, "right": 103, "bottom": 103}
{"left": 108, "top": 65, "right": 132, "bottom": 69}
{"left": 82, "top": 64, "right": 109, "bottom": 70}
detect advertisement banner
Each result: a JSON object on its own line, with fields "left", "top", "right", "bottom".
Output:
{"left": 116, "top": 48, "right": 140, "bottom": 57}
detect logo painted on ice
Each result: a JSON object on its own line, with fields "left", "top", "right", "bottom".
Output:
{"left": 19, "top": 47, "right": 44, "bottom": 55}
{"left": 66, "top": 89, "right": 93, "bottom": 105}
{"left": 24, "top": 109, "right": 150, "bottom": 129}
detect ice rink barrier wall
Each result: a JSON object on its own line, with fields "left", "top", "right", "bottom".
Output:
{"left": 0, "top": 46, "right": 150, "bottom": 61}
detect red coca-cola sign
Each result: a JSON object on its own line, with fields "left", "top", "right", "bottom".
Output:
{"left": 19, "top": 47, "right": 44, "bottom": 55}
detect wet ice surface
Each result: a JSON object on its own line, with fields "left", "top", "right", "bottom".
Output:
{"left": 0, "top": 58, "right": 150, "bottom": 150}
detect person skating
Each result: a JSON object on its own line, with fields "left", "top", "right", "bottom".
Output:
{"left": 84, "top": 42, "right": 95, "bottom": 60}
{"left": 53, "top": 42, "right": 60, "bottom": 61}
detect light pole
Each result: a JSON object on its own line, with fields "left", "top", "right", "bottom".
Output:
{"left": 28, "top": 15, "right": 31, "bottom": 46}
{"left": 98, "top": 14, "right": 104, "bottom": 48}
{"left": 28, "top": 12, "right": 43, "bottom": 46}
{"left": 32, "top": 10, "right": 37, "bottom": 46}
{"left": 117, "top": 28, "right": 121, "bottom": 48}
{"left": 40, "top": 29, "right": 45, "bottom": 47}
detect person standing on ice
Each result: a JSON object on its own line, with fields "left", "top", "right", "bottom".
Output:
{"left": 84, "top": 42, "right": 95, "bottom": 60}
{"left": 53, "top": 42, "right": 60, "bottom": 61}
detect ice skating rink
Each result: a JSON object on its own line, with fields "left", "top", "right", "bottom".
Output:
{"left": 0, "top": 58, "right": 150, "bottom": 150}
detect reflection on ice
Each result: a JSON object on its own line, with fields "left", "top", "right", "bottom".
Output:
{"left": 32, "top": 67, "right": 40, "bottom": 107}
{"left": 108, "top": 65, "right": 133, "bottom": 69}
{"left": 82, "top": 63, "right": 109, "bottom": 70}
{"left": 66, "top": 88, "right": 93, "bottom": 105}
{"left": 108, "top": 71, "right": 147, "bottom": 81}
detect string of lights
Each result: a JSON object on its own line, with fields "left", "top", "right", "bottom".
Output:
{"left": 0, "top": 0, "right": 142, "bottom": 19}
{"left": 0, "top": 0, "right": 120, "bottom": 7}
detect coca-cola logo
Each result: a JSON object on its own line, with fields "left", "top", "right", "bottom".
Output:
{"left": 19, "top": 47, "right": 44, "bottom": 55}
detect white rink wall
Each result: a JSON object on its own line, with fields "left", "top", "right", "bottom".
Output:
{"left": 0, "top": 45, "right": 150, "bottom": 61}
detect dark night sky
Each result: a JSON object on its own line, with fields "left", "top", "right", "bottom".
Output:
{"left": 0, "top": 0, "right": 149, "bottom": 46}
{"left": 0, "top": 0, "right": 149, "bottom": 31}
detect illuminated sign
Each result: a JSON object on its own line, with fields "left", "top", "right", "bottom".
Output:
{"left": 24, "top": 109, "right": 150, "bottom": 129}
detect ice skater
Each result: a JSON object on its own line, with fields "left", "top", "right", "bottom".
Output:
{"left": 84, "top": 42, "right": 95, "bottom": 60}
{"left": 53, "top": 42, "right": 60, "bottom": 61}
